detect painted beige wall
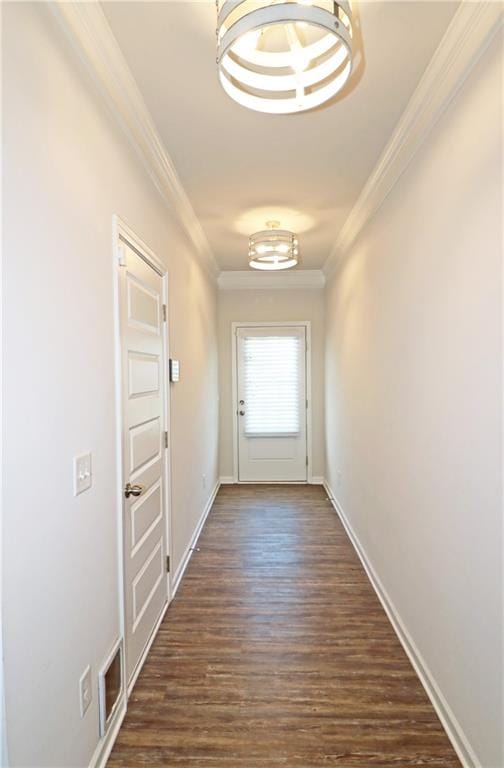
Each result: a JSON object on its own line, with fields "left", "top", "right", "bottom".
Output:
{"left": 218, "top": 288, "right": 325, "bottom": 480}
{"left": 2, "top": 4, "right": 218, "bottom": 766}
{"left": 324, "top": 33, "right": 503, "bottom": 767}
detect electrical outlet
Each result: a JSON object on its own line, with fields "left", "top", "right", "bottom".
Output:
{"left": 79, "top": 665, "right": 92, "bottom": 717}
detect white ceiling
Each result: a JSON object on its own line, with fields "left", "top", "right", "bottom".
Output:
{"left": 103, "top": 1, "right": 458, "bottom": 271}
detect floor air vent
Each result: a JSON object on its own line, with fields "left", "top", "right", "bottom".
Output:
{"left": 98, "top": 640, "right": 124, "bottom": 737}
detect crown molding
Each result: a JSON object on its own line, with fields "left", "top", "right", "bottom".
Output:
{"left": 51, "top": 2, "right": 218, "bottom": 278}
{"left": 218, "top": 269, "right": 325, "bottom": 290}
{"left": 324, "top": 1, "right": 503, "bottom": 278}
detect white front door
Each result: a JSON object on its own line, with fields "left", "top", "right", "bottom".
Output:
{"left": 236, "top": 326, "right": 307, "bottom": 482}
{"left": 118, "top": 238, "right": 169, "bottom": 687}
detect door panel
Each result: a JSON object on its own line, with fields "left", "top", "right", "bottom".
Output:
{"left": 128, "top": 352, "right": 160, "bottom": 398}
{"left": 247, "top": 437, "right": 296, "bottom": 460}
{"left": 130, "top": 481, "right": 163, "bottom": 553}
{"left": 127, "top": 276, "right": 160, "bottom": 332}
{"left": 119, "top": 240, "right": 168, "bottom": 686}
{"left": 237, "top": 326, "right": 307, "bottom": 482}
{"left": 132, "top": 542, "right": 164, "bottom": 631}
{"left": 129, "top": 418, "right": 161, "bottom": 476}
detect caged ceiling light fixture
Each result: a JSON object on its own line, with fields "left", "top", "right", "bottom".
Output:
{"left": 216, "top": 0, "right": 354, "bottom": 114}
{"left": 248, "top": 221, "right": 300, "bottom": 270}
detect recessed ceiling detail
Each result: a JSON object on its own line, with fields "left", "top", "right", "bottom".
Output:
{"left": 216, "top": 0, "right": 354, "bottom": 114}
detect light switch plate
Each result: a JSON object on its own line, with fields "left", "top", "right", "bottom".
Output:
{"left": 74, "top": 452, "right": 92, "bottom": 496}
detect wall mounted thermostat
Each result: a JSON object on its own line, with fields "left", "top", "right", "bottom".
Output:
{"left": 169, "top": 359, "right": 180, "bottom": 383}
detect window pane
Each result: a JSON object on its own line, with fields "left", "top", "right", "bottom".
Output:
{"left": 243, "top": 335, "right": 301, "bottom": 435}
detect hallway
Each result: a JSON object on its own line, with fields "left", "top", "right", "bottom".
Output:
{"left": 2, "top": 3, "right": 502, "bottom": 766}
{"left": 108, "top": 485, "right": 460, "bottom": 767}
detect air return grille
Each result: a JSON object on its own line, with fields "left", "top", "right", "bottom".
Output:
{"left": 98, "top": 641, "right": 124, "bottom": 737}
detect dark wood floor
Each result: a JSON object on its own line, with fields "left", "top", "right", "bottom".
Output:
{"left": 108, "top": 484, "right": 460, "bottom": 767}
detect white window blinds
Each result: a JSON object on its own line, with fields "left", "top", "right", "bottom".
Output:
{"left": 243, "top": 334, "right": 302, "bottom": 436}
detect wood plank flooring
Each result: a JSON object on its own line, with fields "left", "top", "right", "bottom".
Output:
{"left": 108, "top": 484, "right": 461, "bottom": 767}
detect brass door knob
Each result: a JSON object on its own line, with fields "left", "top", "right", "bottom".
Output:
{"left": 124, "top": 482, "right": 145, "bottom": 499}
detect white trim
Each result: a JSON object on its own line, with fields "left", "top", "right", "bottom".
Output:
{"left": 98, "top": 639, "right": 125, "bottom": 738}
{"left": 170, "top": 479, "right": 221, "bottom": 598}
{"left": 0, "top": 2, "right": 6, "bottom": 757}
{"left": 126, "top": 600, "right": 168, "bottom": 697}
{"left": 114, "top": 216, "right": 166, "bottom": 276}
{"left": 323, "top": 480, "right": 481, "bottom": 768}
{"left": 310, "top": 476, "right": 324, "bottom": 485}
{"left": 219, "top": 476, "right": 235, "bottom": 485}
{"left": 231, "top": 327, "right": 238, "bottom": 482}
{"left": 232, "top": 480, "right": 308, "bottom": 485}
{"left": 51, "top": 3, "right": 217, "bottom": 279}
{"left": 88, "top": 699, "right": 126, "bottom": 768}
{"left": 112, "top": 215, "right": 172, "bottom": 686}
{"left": 218, "top": 270, "right": 325, "bottom": 291}
{"left": 231, "top": 321, "right": 313, "bottom": 483}
{"left": 323, "top": 1, "right": 503, "bottom": 277}
{"left": 111, "top": 218, "right": 126, "bottom": 712}
{"left": 113, "top": 218, "right": 173, "bottom": 606}
{"left": 305, "top": 324, "right": 313, "bottom": 484}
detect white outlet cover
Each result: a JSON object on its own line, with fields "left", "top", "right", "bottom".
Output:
{"left": 74, "top": 452, "right": 92, "bottom": 496}
{"left": 79, "top": 665, "right": 92, "bottom": 718}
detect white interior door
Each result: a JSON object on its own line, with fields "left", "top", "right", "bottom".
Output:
{"left": 118, "top": 238, "right": 169, "bottom": 686}
{"left": 237, "top": 326, "right": 307, "bottom": 482}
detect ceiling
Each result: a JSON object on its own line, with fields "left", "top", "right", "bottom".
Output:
{"left": 103, "top": 1, "right": 459, "bottom": 271}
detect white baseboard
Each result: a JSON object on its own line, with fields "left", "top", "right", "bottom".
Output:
{"left": 127, "top": 601, "right": 169, "bottom": 696}
{"left": 220, "top": 476, "right": 324, "bottom": 485}
{"left": 322, "top": 480, "right": 480, "bottom": 768}
{"left": 171, "top": 479, "right": 221, "bottom": 597}
{"left": 89, "top": 698, "right": 126, "bottom": 768}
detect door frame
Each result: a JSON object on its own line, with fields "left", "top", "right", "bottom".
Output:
{"left": 231, "top": 321, "right": 313, "bottom": 484}
{"left": 112, "top": 215, "right": 173, "bottom": 697}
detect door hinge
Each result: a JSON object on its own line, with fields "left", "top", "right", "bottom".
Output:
{"left": 162, "top": 304, "right": 167, "bottom": 322}
{"left": 117, "top": 244, "right": 126, "bottom": 267}
{"left": 166, "top": 555, "right": 170, "bottom": 573}
{"left": 306, "top": 456, "right": 309, "bottom": 467}
{"left": 306, "top": 398, "right": 308, "bottom": 409}
{"left": 164, "top": 431, "right": 168, "bottom": 449}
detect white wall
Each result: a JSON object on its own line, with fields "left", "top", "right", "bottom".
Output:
{"left": 2, "top": 4, "right": 218, "bottom": 767}
{"left": 324, "top": 32, "right": 503, "bottom": 768}
{"left": 218, "top": 287, "right": 325, "bottom": 480}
